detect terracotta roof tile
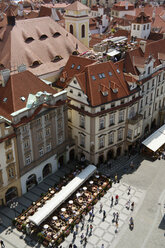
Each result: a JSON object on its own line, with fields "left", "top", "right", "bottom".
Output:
{"left": 0, "top": 16, "right": 88, "bottom": 76}
{"left": 39, "top": 6, "right": 51, "bottom": 17}
{"left": 0, "top": 70, "right": 56, "bottom": 120}
{"left": 65, "top": 1, "right": 89, "bottom": 11}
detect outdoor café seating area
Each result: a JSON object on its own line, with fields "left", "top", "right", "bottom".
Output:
{"left": 14, "top": 164, "right": 112, "bottom": 247}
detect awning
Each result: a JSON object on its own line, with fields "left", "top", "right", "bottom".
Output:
{"left": 29, "top": 164, "right": 97, "bottom": 226}
{"left": 142, "top": 124, "right": 165, "bottom": 152}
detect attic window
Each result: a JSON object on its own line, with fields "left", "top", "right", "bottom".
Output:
{"left": 71, "top": 64, "right": 75, "bottom": 69}
{"left": 109, "top": 72, "right": 112, "bottom": 76}
{"left": 39, "top": 34, "right": 48, "bottom": 40}
{"left": 98, "top": 73, "right": 105, "bottom": 79}
{"left": 25, "top": 37, "right": 34, "bottom": 43}
{"left": 0, "top": 64, "right": 5, "bottom": 69}
{"left": 20, "top": 96, "right": 26, "bottom": 102}
{"left": 116, "top": 69, "right": 120, "bottom": 74}
{"left": 78, "top": 92, "right": 81, "bottom": 97}
{"left": 92, "top": 75, "right": 96, "bottom": 80}
{"left": 52, "top": 55, "right": 63, "bottom": 62}
{"left": 77, "top": 65, "right": 81, "bottom": 70}
{"left": 30, "top": 61, "right": 41, "bottom": 68}
{"left": 70, "top": 89, "right": 73, "bottom": 93}
{"left": 3, "top": 98, "right": 7, "bottom": 102}
{"left": 73, "top": 80, "right": 77, "bottom": 84}
{"left": 53, "top": 32, "right": 61, "bottom": 38}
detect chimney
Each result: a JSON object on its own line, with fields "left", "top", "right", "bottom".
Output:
{"left": 7, "top": 8, "right": 16, "bottom": 26}
{"left": 0, "top": 69, "right": 10, "bottom": 87}
{"left": 17, "top": 64, "right": 26, "bottom": 73}
{"left": 139, "top": 40, "right": 147, "bottom": 53}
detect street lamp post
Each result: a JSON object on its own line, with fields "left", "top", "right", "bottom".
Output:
{"left": 10, "top": 201, "right": 18, "bottom": 218}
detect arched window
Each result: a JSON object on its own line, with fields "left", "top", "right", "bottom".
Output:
{"left": 81, "top": 24, "right": 85, "bottom": 38}
{"left": 70, "top": 24, "right": 73, "bottom": 35}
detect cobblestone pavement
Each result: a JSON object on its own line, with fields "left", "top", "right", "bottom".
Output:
{"left": 0, "top": 156, "right": 165, "bottom": 248}
{"left": 63, "top": 182, "right": 145, "bottom": 248}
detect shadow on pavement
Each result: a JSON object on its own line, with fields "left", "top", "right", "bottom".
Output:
{"left": 158, "top": 214, "right": 165, "bottom": 230}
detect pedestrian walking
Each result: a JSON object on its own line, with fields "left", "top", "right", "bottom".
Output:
{"left": 73, "top": 231, "right": 76, "bottom": 239}
{"left": 115, "top": 174, "right": 118, "bottom": 183}
{"left": 130, "top": 161, "right": 134, "bottom": 169}
{"left": 128, "top": 186, "right": 131, "bottom": 195}
{"left": 91, "top": 213, "right": 95, "bottom": 222}
{"left": 111, "top": 196, "right": 114, "bottom": 207}
{"left": 81, "top": 220, "right": 84, "bottom": 230}
{"left": 75, "top": 224, "right": 79, "bottom": 233}
{"left": 115, "top": 221, "right": 119, "bottom": 233}
{"left": 84, "top": 236, "right": 87, "bottom": 245}
{"left": 115, "top": 194, "right": 119, "bottom": 204}
{"left": 126, "top": 200, "right": 130, "bottom": 210}
{"left": 86, "top": 224, "right": 89, "bottom": 235}
{"left": 131, "top": 202, "right": 134, "bottom": 211}
{"left": 113, "top": 212, "right": 116, "bottom": 222}
{"left": 91, "top": 206, "right": 94, "bottom": 214}
{"left": 89, "top": 224, "right": 93, "bottom": 235}
{"left": 89, "top": 211, "right": 92, "bottom": 221}
{"left": 69, "top": 244, "right": 72, "bottom": 248}
{"left": 103, "top": 210, "right": 106, "bottom": 220}
{"left": 101, "top": 244, "right": 104, "bottom": 248}
{"left": 100, "top": 203, "right": 103, "bottom": 213}
{"left": 116, "top": 212, "right": 119, "bottom": 222}
{"left": 0, "top": 240, "right": 5, "bottom": 248}
{"left": 80, "top": 233, "right": 84, "bottom": 244}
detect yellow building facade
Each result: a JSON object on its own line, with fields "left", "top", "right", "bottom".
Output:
{"left": 0, "top": 120, "right": 22, "bottom": 206}
{"left": 64, "top": 1, "right": 89, "bottom": 48}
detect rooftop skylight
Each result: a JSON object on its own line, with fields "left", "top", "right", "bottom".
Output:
{"left": 92, "top": 75, "right": 96, "bottom": 80}
{"left": 109, "top": 72, "right": 112, "bottom": 76}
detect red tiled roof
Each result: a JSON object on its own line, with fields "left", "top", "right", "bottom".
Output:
{"left": 56, "top": 55, "right": 137, "bottom": 107}
{"left": 39, "top": 6, "right": 51, "bottom": 17}
{"left": 0, "top": 70, "right": 56, "bottom": 120}
{"left": 65, "top": 1, "right": 89, "bottom": 11}
{"left": 112, "top": 1, "right": 134, "bottom": 11}
{"left": 132, "top": 11, "right": 151, "bottom": 24}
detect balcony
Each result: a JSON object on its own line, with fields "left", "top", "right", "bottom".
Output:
{"left": 127, "top": 114, "right": 143, "bottom": 125}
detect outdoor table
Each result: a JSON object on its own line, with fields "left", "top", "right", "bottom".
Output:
{"left": 44, "top": 224, "right": 49, "bottom": 229}
{"left": 69, "top": 219, "right": 73, "bottom": 224}
{"left": 37, "top": 202, "right": 41, "bottom": 207}
{"left": 89, "top": 181, "right": 94, "bottom": 184}
{"left": 56, "top": 222, "right": 61, "bottom": 227}
{"left": 76, "top": 193, "right": 81, "bottom": 197}
{"left": 83, "top": 187, "right": 87, "bottom": 191}
{"left": 95, "top": 175, "right": 100, "bottom": 178}
{"left": 21, "top": 216, "right": 25, "bottom": 220}
{"left": 61, "top": 226, "right": 66, "bottom": 231}
{"left": 69, "top": 200, "right": 73, "bottom": 204}
{"left": 44, "top": 197, "right": 48, "bottom": 200}
{"left": 50, "top": 191, "right": 55, "bottom": 194}
{"left": 53, "top": 234, "right": 58, "bottom": 239}
{"left": 64, "top": 214, "right": 69, "bottom": 218}
{"left": 61, "top": 208, "right": 66, "bottom": 212}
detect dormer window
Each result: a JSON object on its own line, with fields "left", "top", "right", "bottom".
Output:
{"left": 98, "top": 73, "right": 105, "bottom": 79}
{"left": 116, "top": 69, "right": 120, "bottom": 74}
{"left": 25, "top": 37, "right": 34, "bottom": 43}
{"left": 53, "top": 32, "right": 61, "bottom": 38}
{"left": 148, "top": 67, "right": 151, "bottom": 75}
{"left": 109, "top": 72, "right": 112, "bottom": 76}
{"left": 71, "top": 64, "right": 75, "bottom": 69}
{"left": 77, "top": 65, "right": 81, "bottom": 70}
{"left": 52, "top": 55, "right": 63, "bottom": 62}
{"left": 39, "top": 34, "right": 48, "bottom": 40}
{"left": 92, "top": 75, "right": 96, "bottom": 80}
{"left": 30, "top": 61, "right": 41, "bottom": 68}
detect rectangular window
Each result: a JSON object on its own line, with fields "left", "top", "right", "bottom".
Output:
{"left": 143, "top": 25, "right": 146, "bottom": 30}
{"left": 155, "top": 103, "right": 157, "bottom": 110}
{"left": 144, "top": 111, "right": 146, "bottom": 119}
{"left": 159, "top": 100, "right": 161, "bottom": 108}
{"left": 80, "top": 134, "right": 85, "bottom": 148}
{"left": 147, "top": 24, "right": 149, "bottom": 29}
{"left": 140, "top": 100, "right": 143, "bottom": 109}
{"left": 80, "top": 115, "right": 85, "bottom": 128}
{"left": 157, "top": 89, "right": 159, "bottom": 96}
{"left": 46, "top": 143, "right": 51, "bottom": 152}
{"left": 5, "top": 139, "right": 11, "bottom": 147}
{"left": 148, "top": 67, "right": 150, "bottom": 75}
{"left": 22, "top": 125, "right": 27, "bottom": 133}
{"left": 37, "top": 131, "right": 43, "bottom": 141}
{"left": 39, "top": 147, "right": 44, "bottom": 157}
{"left": 109, "top": 113, "right": 115, "bottom": 126}
{"left": 25, "top": 154, "right": 31, "bottom": 165}
{"left": 36, "top": 118, "right": 41, "bottom": 126}
{"left": 133, "top": 24, "right": 136, "bottom": 30}
{"left": 118, "top": 129, "right": 123, "bottom": 141}
{"left": 161, "top": 86, "right": 163, "bottom": 94}
{"left": 152, "top": 79, "right": 155, "bottom": 87}
{"left": 145, "top": 96, "right": 148, "bottom": 105}
{"left": 118, "top": 110, "right": 124, "bottom": 123}
{"left": 108, "top": 132, "right": 114, "bottom": 144}
{"left": 137, "top": 25, "right": 140, "bottom": 30}
{"left": 6, "top": 151, "right": 13, "bottom": 162}
{"left": 127, "top": 129, "right": 132, "bottom": 139}
{"left": 150, "top": 93, "right": 153, "bottom": 102}
{"left": 149, "top": 107, "right": 151, "bottom": 116}
{"left": 58, "top": 132, "right": 64, "bottom": 145}
{"left": 45, "top": 128, "right": 50, "bottom": 136}
{"left": 99, "top": 117, "right": 105, "bottom": 130}
{"left": 45, "top": 114, "right": 49, "bottom": 122}
{"left": 57, "top": 120, "right": 63, "bottom": 129}
{"left": 99, "top": 136, "right": 105, "bottom": 149}
{"left": 24, "top": 139, "right": 29, "bottom": 149}
{"left": 9, "top": 167, "right": 14, "bottom": 178}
